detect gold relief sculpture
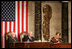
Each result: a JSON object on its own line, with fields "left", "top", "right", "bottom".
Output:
{"left": 42, "top": 4, "right": 52, "bottom": 41}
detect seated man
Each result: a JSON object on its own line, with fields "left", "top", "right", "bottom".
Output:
{"left": 22, "top": 32, "right": 35, "bottom": 42}
{"left": 50, "top": 32, "right": 63, "bottom": 44}
{"left": 8, "top": 32, "right": 18, "bottom": 43}
{"left": 6, "top": 32, "right": 18, "bottom": 48}
{"left": 28, "top": 32, "right": 35, "bottom": 42}
{"left": 6, "top": 32, "right": 12, "bottom": 48}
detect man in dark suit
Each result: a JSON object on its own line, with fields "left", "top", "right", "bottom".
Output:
{"left": 22, "top": 32, "right": 35, "bottom": 42}
{"left": 50, "top": 32, "right": 62, "bottom": 44}
{"left": 7, "top": 32, "right": 18, "bottom": 48}
{"left": 8, "top": 35, "right": 18, "bottom": 43}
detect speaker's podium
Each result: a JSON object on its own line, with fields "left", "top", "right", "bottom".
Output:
{"left": 9, "top": 42, "right": 71, "bottom": 48}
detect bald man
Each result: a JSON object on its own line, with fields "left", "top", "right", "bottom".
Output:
{"left": 22, "top": 32, "right": 35, "bottom": 42}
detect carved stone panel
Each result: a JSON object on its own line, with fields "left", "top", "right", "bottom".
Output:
{"left": 42, "top": 4, "right": 52, "bottom": 41}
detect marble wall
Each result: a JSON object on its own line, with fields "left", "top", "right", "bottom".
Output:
{"left": 68, "top": 1, "right": 71, "bottom": 43}
{"left": 28, "top": 1, "right": 35, "bottom": 37}
{"left": 41, "top": 1, "right": 62, "bottom": 42}
{"left": 28, "top": 1, "right": 62, "bottom": 41}
{"left": 28, "top": 1, "right": 71, "bottom": 42}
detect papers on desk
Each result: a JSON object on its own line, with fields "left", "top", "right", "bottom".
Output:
{"left": 34, "top": 40, "right": 41, "bottom": 42}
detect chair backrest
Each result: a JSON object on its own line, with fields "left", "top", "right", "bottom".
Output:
{"left": 6, "top": 32, "right": 15, "bottom": 40}
{"left": 20, "top": 32, "right": 25, "bottom": 39}
{"left": 6, "top": 32, "right": 12, "bottom": 40}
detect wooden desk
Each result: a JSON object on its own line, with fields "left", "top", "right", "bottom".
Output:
{"left": 9, "top": 42, "right": 71, "bottom": 48}
{"left": 50, "top": 43, "right": 71, "bottom": 48}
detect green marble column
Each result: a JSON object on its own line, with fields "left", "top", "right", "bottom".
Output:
{"left": 34, "top": 1, "right": 42, "bottom": 40}
{"left": 62, "top": 2, "right": 68, "bottom": 43}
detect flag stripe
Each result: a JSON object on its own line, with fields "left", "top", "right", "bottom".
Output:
{"left": 5, "top": 22, "right": 7, "bottom": 36}
{"left": 24, "top": 1, "right": 26, "bottom": 31}
{"left": 7, "top": 22, "right": 10, "bottom": 32}
{"left": 1, "top": 22, "right": 3, "bottom": 48}
{"left": 11, "top": 22, "right": 14, "bottom": 32}
{"left": 26, "top": 1, "right": 28, "bottom": 32}
{"left": 22, "top": 1, "right": 24, "bottom": 32}
{"left": 13, "top": 22, "right": 15, "bottom": 32}
{"left": 3, "top": 22, "right": 5, "bottom": 48}
{"left": 18, "top": 1, "right": 20, "bottom": 40}
{"left": 15, "top": 1, "right": 18, "bottom": 37}
{"left": 9, "top": 22, "right": 11, "bottom": 32}
{"left": 20, "top": 1, "right": 22, "bottom": 33}
{"left": 23, "top": 1, "right": 25, "bottom": 32}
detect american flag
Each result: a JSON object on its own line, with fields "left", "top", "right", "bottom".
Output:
{"left": 1, "top": 1, "right": 28, "bottom": 48}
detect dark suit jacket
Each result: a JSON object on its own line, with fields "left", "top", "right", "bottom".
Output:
{"left": 8, "top": 36, "right": 18, "bottom": 43}
{"left": 7, "top": 36, "right": 18, "bottom": 48}
{"left": 22, "top": 35, "right": 34, "bottom": 42}
{"left": 50, "top": 37, "right": 59, "bottom": 44}
{"left": 50, "top": 37, "right": 64, "bottom": 44}
{"left": 29, "top": 37, "right": 35, "bottom": 42}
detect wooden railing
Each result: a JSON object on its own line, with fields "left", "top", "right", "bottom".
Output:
{"left": 9, "top": 42, "right": 71, "bottom": 48}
